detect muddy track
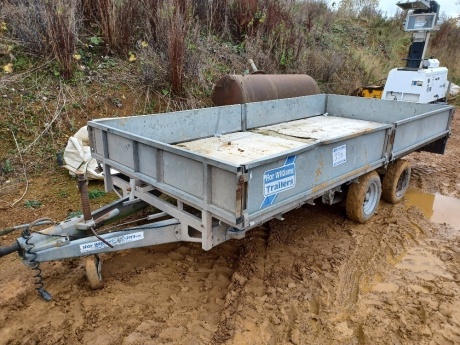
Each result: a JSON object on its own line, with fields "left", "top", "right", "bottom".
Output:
{"left": 0, "top": 111, "right": 459, "bottom": 344}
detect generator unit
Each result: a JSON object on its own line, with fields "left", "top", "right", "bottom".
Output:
{"left": 383, "top": 59, "right": 448, "bottom": 103}
{"left": 381, "top": 0, "right": 449, "bottom": 103}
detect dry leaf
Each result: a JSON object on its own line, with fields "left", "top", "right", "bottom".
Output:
{"left": 3, "top": 63, "right": 13, "bottom": 73}
{"left": 128, "top": 52, "right": 137, "bottom": 62}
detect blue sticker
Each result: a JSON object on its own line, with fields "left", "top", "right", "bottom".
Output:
{"left": 260, "top": 155, "right": 296, "bottom": 209}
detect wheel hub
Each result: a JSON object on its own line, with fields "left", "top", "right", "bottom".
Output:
{"left": 363, "top": 183, "right": 379, "bottom": 215}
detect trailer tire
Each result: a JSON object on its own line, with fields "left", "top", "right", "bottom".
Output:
{"left": 382, "top": 160, "right": 411, "bottom": 204}
{"left": 85, "top": 255, "right": 104, "bottom": 290}
{"left": 346, "top": 171, "right": 382, "bottom": 223}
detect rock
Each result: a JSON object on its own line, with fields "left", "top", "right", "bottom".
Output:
{"left": 232, "top": 272, "right": 247, "bottom": 285}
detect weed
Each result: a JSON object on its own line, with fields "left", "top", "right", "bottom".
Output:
{"left": 67, "top": 210, "right": 82, "bottom": 219}
{"left": 90, "top": 36, "right": 103, "bottom": 46}
{"left": 58, "top": 190, "right": 68, "bottom": 198}
{"left": 88, "top": 189, "right": 106, "bottom": 199}
{"left": 24, "top": 200, "right": 42, "bottom": 209}
{"left": 1, "top": 159, "right": 14, "bottom": 174}
{"left": 13, "top": 55, "right": 32, "bottom": 71}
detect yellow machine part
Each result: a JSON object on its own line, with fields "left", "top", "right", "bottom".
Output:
{"left": 361, "top": 86, "right": 383, "bottom": 99}
{"left": 352, "top": 85, "right": 384, "bottom": 99}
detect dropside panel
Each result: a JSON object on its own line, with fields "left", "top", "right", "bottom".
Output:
{"left": 245, "top": 130, "right": 388, "bottom": 222}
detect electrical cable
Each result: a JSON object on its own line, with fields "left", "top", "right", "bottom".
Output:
{"left": 21, "top": 217, "right": 53, "bottom": 302}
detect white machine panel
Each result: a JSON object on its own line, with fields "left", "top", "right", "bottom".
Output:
{"left": 382, "top": 66, "right": 448, "bottom": 104}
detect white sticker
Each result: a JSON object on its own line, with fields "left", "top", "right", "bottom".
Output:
{"left": 80, "top": 231, "right": 144, "bottom": 253}
{"left": 263, "top": 163, "right": 296, "bottom": 197}
{"left": 332, "top": 144, "right": 346, "bottom": 167}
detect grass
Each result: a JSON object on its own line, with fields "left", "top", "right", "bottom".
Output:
{"left": 88, "top": 189, "right": 106, "bottom": 199}
{"left": 67, "top": 210, "right": 83, "bottom": 219}
{"left": 1, "top": 159, "right": 14, "bottom": 174}
{"left": 58, "top": 190, "right": 68, "bottom": 198}
{"left": 24, "top": 200, "right": 42, "bottom": 209}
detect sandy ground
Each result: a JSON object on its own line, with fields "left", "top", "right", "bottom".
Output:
{"left": 0, "top": 110, "right": 458, "bottom": 345}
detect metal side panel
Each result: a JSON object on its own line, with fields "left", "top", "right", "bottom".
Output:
{"left": 245, "top": 94, "right": 327, "bottom": 129}
{"left": 107, "top": 132, "right": 136, "bottom": 169}
{"left": 88, "top": 123, "right": 242, "bottom": 174}
{"left": 392, "top": 108, "right": 452, "bottom": 158}
{"left": 89, "top": 104, "right": 243, "bottom": 144}
{"left": 211, "top": 167, "right": 239, "bottom": 214}
{"left": 88, "top": 123, "right": 243, "bottom": 221}
{"left": 245, "top": 129, "right": 387, "bottom": 217}
{"left": 161, "top": 152, "right": 240, "bottom": 216}
{"left": 89, "top": 127, "right": 104, "bottom": 156}
{"left": 163, "top": 151, "right": 205, "bottom": 198}
{"left": 326, "top": 94, "right": 452, "bottom": 123}
{"left": 138, "top": 143, "right": 157, "bottom": 179}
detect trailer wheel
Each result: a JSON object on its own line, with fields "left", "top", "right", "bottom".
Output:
{"left": 85, "top": 255, "right": 104, "bottom": 290}
{"left": 382, "top": 160, "right": 411, "bottom": 204}
{"left": 346, "top": 171, "right": 382, "bottom": 223}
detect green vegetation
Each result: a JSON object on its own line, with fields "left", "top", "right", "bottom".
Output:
{"left": 67, "top": 210, "right": 83, "bottom": 219}
{"left": 88, "top": 189, "right": 106, "bottom": 199}
{"left": 1, "top": 159, "right": 13, "bottom": 174}
{"left": 24, "top": 200, "right": 42, "bottom": 209}
{"left": 58, "top": 190, "right": 68, "bottom": 198}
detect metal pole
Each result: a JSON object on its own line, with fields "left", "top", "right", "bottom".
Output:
{"left": 0, "top": 220, "right": 55, "bottom": 236}
{"left": 77, "top": 174, "right": 92, "bottom": 222}
{"left": 248, "top": 59, "right": 258, "bottom": 73}
{"left": 419, "top": 31, "right": 431, "bottom": 68}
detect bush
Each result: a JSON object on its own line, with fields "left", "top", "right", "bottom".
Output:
{"left": 95, "top": 0, "right": 139, "bottom": 55}
{"left": 45, "top": 1, "right": 79, "bottom": 79}
{"left": 2, "top": 0, "right": 79, "bottom": 79}
{"left": 1, "top": 0, "right": 458, "bottom": 97}
{"left": 141, "top": 0, "right": 193, "bottom": 94}
{"left": 2, "top": 0, "right": 49, "bottom": 54}
{"left": 430, "top": 19, "right": 460, "bottom": 78}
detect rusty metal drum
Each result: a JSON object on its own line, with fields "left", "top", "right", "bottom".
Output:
{"left": 211, "top": 74, "right": 320, "bottom": 106}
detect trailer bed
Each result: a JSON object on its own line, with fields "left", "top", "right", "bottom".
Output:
{"left": 177, "top": 115, "right": 387, "bottom": 165}
{"left": 88, "top": 94, "right": 454, "bottom": 250}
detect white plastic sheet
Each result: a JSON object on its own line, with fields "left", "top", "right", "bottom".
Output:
{"left": 63, "top": 126, "right": 104, "bottom": 180}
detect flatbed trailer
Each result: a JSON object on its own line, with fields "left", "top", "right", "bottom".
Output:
{"left": 0, "top": 94, "right": 454, "bottom": 296}
{"left": 87, "top": 94, "right": 453, "bottom": 248}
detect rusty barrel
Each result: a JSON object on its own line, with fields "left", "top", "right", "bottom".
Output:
{"left": 212, "top": 74, "right": 320, "bottom": 106}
